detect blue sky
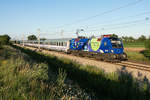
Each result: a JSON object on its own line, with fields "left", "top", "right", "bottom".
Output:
{"left": 0, "top": 0, "right": 150, "bottom": 39}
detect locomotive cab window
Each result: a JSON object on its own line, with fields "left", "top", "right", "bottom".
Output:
{"left": 110, "top": 38, "right": 122, "bottom": 48}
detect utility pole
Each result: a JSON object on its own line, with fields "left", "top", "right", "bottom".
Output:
{"left": 37, "top": 28, "right": 41, "bottom": 50}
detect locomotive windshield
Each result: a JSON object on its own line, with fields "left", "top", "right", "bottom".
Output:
{"left": 110, "top": 38, "right": 122, "bottom": 48}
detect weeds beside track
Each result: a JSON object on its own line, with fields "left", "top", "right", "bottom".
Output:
{"left": 12, "top": 44, "right": 150, "bottom": 100}
{"left": 0, "top": 46, "right": 94, "bottom": 100}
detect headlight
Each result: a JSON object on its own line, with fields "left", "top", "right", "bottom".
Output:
{"left": 123, "top": 54, "right": 126, "bottom": 58}
{"left": 113, "top": 55, "right": 117, "bottom": 59}
{"left": 111, "top": 50, "right": 114, "bottom": 53}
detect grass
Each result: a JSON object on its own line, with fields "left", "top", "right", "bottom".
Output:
{"left": 123, "top": 42, "right": 145, "bottom": 48}
{"left": 0, "top": 46, "right": 93, "bottom": 100}
{"left": 11, "top": 45, "right": 150, "bottom": 100}
{"left": 126, "top": 51, "right": 150, "bottom": 61}
{"left": 0, "top": 44, "right": 3, "bottom": 49}
{"left": 123, "top": 42, "right": 150, "bottom": 62}
{"left": 142, "top": 50, "right": 150, "bottom": 60}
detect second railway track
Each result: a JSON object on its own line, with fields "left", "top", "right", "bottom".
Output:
{"left": 17, "top": 44, "right": 150, "bottom": 72}
{"left": 116, "top": 61, "right": 150, "bottom": 72}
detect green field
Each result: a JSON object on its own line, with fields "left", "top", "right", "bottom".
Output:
{"left": 126, "top": 51, "right": 149, "bottom": 62}
{"left": 123, "top": 41, "right": 150, "bottom": 62}
{"left": 123, "top": 42, "right": 145, "bottom": 48}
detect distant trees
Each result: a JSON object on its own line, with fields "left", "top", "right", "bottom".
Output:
{"left": 138, "top": 35, "right": 147, "bottom": 42}
{"left": 121, "top": 35, "right": 148, "bottom": 43}
{"left": 40, "top": 38, "right": 46, "bottom": 41}
{"left": 121, "top": 36, "right": 135, "bottom": 42}
{"left": 144, "top": 36, "right": 150, "bottom": 50}
{"left": 111, "top": 34, "right": 118, "bottom": 38}
{"left": 0, "top": 34, "right": 11, "bottom": 45}
{"left": 28, "top": 35, "right": 37, "bottom": 40}
{"left": 0, "top": 34, "right": 11, "bottom": 49}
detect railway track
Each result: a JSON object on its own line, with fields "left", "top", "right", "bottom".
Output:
{"left": 116, "top": 61, "right": 150, "bottom": 72}
{"left": 16, "top": 44, "right": 150, "bottom": 72}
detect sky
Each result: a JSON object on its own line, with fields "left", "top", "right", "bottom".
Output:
{"left": 0, "top": 0, "right": 150, "bottom": 39}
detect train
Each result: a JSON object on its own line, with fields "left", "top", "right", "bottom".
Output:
{"left": 19, "top": 34, "right": 127, "bottom": 62}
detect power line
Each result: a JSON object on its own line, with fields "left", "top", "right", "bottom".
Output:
{"left": 86, "top": 18, "right": 150, "bottom": 32}
{"left": 85, "top": 11, "right": 150, "bottom": 28}
{"left": 54, "top": 0, "right": 144, "bottom": 29}
{"left": 86, "top": 18, "right": 147, "bottom": 29}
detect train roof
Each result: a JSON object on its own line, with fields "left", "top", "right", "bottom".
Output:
{"left": 44, "top": 38, "right": 72, "bottom": 42}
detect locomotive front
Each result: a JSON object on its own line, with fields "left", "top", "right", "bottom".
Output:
{"left": 88, "top": 35, "right": 127, "bottom": 61}
{"left": 108, "top": 37, "right": 127, "bottom": 61}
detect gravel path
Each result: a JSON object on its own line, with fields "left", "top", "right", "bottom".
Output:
{"left": 19, "top": 45, "right": 150, "bottom": 82}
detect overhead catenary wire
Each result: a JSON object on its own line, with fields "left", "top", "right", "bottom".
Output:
{"left": 86, "top": 18, "right": 150, "bottom": 32}
{"left": 54, "top": 0, "right": 144, "bottom": 29}
{"left": 83, "top": 11, "right": 150, "bottom": 28}
{"left": 86, "top": 18, "right": 149, "bottom": 29}
{"left": 45, "top": 0, "right": 145, "bottom": 37}
{"left": 13, "top": 0, "right": 145, "bottom": 39}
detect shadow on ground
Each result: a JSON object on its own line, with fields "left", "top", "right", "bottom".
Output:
{"left": 12, "top": 45, "right": 150, "bottom": 100}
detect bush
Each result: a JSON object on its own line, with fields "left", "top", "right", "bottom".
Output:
{"left": 0, "top": 34, "right": 11, "bottom": 45}
{"left": 145, "top": 39, "right": 150, "bottom": 50}
{"left": 143, "top": 39, "right": 150, "bottom": 59}
{"left": 0, "top": 44, "right": 2, "bottom": 49}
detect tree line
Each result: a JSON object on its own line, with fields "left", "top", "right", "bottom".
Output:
{"left": 0, "top": 34, "right": 11, "bottom": 49}
{"left": 121, "top": 35, "right": 149, "bottom": 42}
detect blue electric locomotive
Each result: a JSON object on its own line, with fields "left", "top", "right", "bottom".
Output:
{"left": 69, "top": 35, "right": 127, "bottom": 61}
